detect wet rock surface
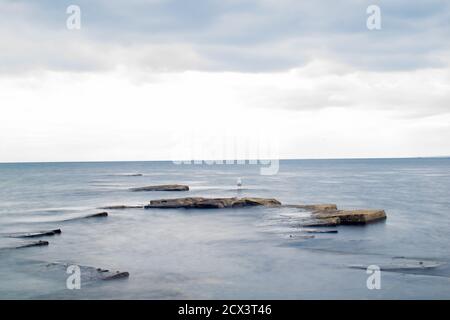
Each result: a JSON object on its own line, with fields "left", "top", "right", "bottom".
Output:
{"left": 13, "top": 240, "right": 49, "bottom": 249}
{"left": 131, "top": 184, "right": 189, "bottom": 192}
{"left": 1, "top": 229, "right": 61, "bottom": 239}
{"left": 99, "top": 205, "right": 144, "bottom": 209}
{"left": 145, "top": 197, "right": 282, "bottom": 209}
{"left": 300, "top": 217, "right": 341, "bottom": 227}
{"left": 284, "top": 204, "right": 338, "bottom": 211}
{"left": 63, "top": 212, "right": 108, "bottom": 221}
{"left": 314, "top": 209, "right": 387, "bottom": 225}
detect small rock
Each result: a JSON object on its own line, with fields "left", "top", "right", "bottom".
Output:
{"left": 2, "top": 229, "right": 61, "bottom": 239}
{"left": 99, "top": 205, "right": 143, "bottom": 209}
{"left": 15, "top": 240, "right": 49, "bottom": 249}
{"left": 130, "top": 184, "right": 189, "bottom": 192}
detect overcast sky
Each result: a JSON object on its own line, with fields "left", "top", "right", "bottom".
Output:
{"left": 1, "top": 0, "right": 450, "bottom": 162}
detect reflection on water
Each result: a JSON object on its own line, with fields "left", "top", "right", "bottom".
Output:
{"left": 0, "top": 158, "right": 450, "bottom": 299}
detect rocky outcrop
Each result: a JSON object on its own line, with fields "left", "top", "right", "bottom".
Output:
{"left": 145, "top": 197, "right": 282, "bottom": 209}
{"left": 314, "top": 209, "right": 386, "bottom": 225}
{"left": 284, "top": 202, "right": 387, "bottom": 225}
{"left": 130, "top": 184, "right": 189, "bottom": 192}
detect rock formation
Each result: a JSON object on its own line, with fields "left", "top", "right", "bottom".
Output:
{"left": 145, "top": 197, "right": 282, "bottom": 209}
{"left": 313, "top": 209, "right": 387, "bottom": 225}
{"left": 130, "top": 184, "right": 189, "bottom": 192}
{"left": 4, "top": 229, "right": 61, "bottom": 238}
{"left": 99, "top": 205, "right": 144, "bottom": 209}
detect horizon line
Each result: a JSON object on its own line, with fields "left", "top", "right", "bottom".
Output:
{"left": 1, "top": 155, "right": 449, "bottom": 165}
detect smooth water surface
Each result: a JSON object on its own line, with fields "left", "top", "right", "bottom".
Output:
{"left": 0, "top": 159, "right": 449, "bottom": 299}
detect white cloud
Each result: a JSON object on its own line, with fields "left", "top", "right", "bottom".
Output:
{"left": 1, "top": 1, "right": 450, "bottom": 161}
{"left": 1, "top": 60, "right": 449, "bottom": 162}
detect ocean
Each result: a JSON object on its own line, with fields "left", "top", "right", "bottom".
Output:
{"left": 0, "top": 158, "right": 449, "bottom": 299}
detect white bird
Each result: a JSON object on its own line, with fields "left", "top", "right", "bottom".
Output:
{"left": 237, "top": 178, "right": 242, "bottom": 188}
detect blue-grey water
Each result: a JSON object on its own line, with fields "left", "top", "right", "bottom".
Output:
{"left": 0, "top": 159, "right": 449, "bottom": 299}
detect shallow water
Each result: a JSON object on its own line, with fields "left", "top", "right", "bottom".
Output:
{"left": 0, "top": 159, "right": 449, "bottom": 299}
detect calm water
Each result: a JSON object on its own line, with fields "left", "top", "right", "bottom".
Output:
{"left": 0, "top": 159, "right": 449, "bottom": 299}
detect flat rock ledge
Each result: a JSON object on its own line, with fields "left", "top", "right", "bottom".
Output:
{"left": 313, "top": 209, "right": 387, "bottom": 225}
{"left": 145, "top": 197, "right": 282, "bottom": 209}
{"left": 283, "top": 204, "right": 338, "bottom": 211}
{"left": 130, "top": 184, "right": 189, "bottom": 192}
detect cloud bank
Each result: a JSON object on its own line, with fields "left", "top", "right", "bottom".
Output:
{"left": 0, "top": 0, "right": 449, "bottom": 161}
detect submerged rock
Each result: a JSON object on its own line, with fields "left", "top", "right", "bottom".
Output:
{"left": 314, "top": 209, "right": 386, "bottom": 225}
{"left": 82, "top": 212, "right": 108, "bottom": 219}
{"left": 300, "top": 217, "right": 341, "bottom": 227}
{"left": 99, "top": 205, "right": 144, "bottom": 210}
{"left": 4, "top": 229, "right": 61, "bottom": 239}
{"left": 284, "top": 204, "right": 338, "bottom": 211}
{"left": 287, "top": 234, "right": 315, "bottom": 240}
{"left": 130, "top": 184, "right": 189, "bottom": 192}
{"left": 102, "top": 271, "right": 130, "bottom": 280}
{"left": 349, "top": 258, "right": 445, "bottom": 276}
{"left": 301, "top": 228, "right": 338, "bottom": 234}
{"left": 144, "top": 197, "right": 281, "bottom": 209}
{"left": 15, "top": 240, "right": 49, "bottom": 249}
{"left": 46, "top": 262, "right": 130, "bottom": 282}
{"left": 63, "top": 212, "right": 108, "bottom": 222}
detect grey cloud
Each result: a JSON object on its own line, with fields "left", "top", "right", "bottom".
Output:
{"left": 1, "top": 0, "right": 450, "bottom": 74}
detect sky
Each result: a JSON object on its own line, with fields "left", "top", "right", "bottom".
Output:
{"left": 1, "top": 0, "right": 450, "bottom": 162}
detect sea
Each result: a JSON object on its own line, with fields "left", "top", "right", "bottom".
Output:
{"left": 0, "top": 158, "right": 449, "bottom": 299}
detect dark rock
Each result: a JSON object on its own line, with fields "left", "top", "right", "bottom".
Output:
{"left": 63, "top": 212, "right": 108, "bottom": 222}
{"left": 130, "top": 184, "right": 189, "bottom": 192}
{"left": 287, "top": 234, "right": 315, "bottom": 240}
{"left": 99, "top": 205, "right": 143, "bottom": 209}
{"left": 301, "top": 228, "right": 338, "bottom": 234}
{"left": 102, "top": 271, "right": 130, "bottom": 280}
{"left": 80, "top": 212, "right": 108, "bottom": 219}
{"left": 15, "top": 240, "right": 49, "bottom": 249}
{"left": 4, "top": 229, "right": 61, "bottom": 238}
{"left": 144, "top": 197, "right": 281, "bottom": 209}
